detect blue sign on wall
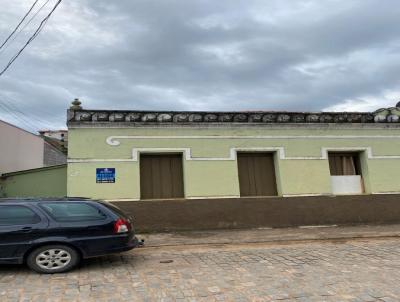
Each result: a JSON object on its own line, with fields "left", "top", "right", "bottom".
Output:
{"left": 96, "top": 168, "right": 115, "bottom": 183}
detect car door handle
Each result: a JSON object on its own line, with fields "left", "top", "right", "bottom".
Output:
{"left": 19, "top": 227, "right": 33, "bottom": 233}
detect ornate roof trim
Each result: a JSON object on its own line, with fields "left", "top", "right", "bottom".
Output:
{"left": 66, "top": 104, "right": 400, "bottom": 125}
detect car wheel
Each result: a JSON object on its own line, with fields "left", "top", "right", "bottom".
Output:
{"left": 27, "top": 245, "right": 80, "bottom": 274}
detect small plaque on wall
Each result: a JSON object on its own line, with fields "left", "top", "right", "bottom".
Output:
{"left": 96, "top": 168, "right": 115, "bottom": 183}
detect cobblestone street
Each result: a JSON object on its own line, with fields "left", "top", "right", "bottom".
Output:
{"left": 1, "top": 238, "right": 400, "bottom": 302}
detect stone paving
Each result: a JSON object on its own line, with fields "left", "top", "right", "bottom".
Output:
{"left": 1, "top": 238, "right": 400, "bottom": 301}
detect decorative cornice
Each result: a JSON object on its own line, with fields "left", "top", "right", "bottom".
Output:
{"left": 67, "top": 146, "right": 400, "bottom": 163}
{"left": 105, "top": 134, "right": 400, "bottom": 146}
{"left": 66, "top": 104, "right": 400, "bottom": 126}
{"left": 374, "top": 107, "right": 400, "bottom": 123}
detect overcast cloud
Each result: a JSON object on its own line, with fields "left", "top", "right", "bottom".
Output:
{"left": 0, "top": 0, "right": 399, "bottom": 132}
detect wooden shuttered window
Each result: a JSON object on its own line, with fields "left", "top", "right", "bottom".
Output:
{"left": 237, "top": 152, "right": 278, "bottom": 197}
{"left": 140, "top": 154, "right": 184, "bottom": 200}
{"left": 328, "top": 153, "right": 361, "bottom": 176}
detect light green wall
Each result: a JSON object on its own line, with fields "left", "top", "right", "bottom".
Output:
{"left": 1, "top": 165, "right": 67, "bottom": 198}
{"left": 67, "top": 125, "right": 400, "bottom": 199}
{"left": 184, "top": 161, "right": 240, "bottom": 198}
{"left": 68, "top": 162, "right": 139, "bottom": 199}
{"left": 278, "top": 160, "right": 332, "bottom": 195}
{"left": 367, "top": 159, "right": 400, "bottom": 193}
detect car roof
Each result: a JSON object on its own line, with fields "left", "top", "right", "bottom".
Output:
{"left": 0, "top": 197, "right": 94, "bottom": 204}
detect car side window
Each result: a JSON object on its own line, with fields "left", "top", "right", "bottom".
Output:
{"left": 0, "top": 205, "right": 41, "bottom": 226}
{"left": 40, "top": 202, "right": 107, "bottom": 222}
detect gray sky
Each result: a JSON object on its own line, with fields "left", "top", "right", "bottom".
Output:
{"left": 0, "top": 0, "right": 399, "bottom": 132}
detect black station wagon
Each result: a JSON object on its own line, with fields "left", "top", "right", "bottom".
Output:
{"left": 0, "top": 198, "right": 140, "bottom": 273}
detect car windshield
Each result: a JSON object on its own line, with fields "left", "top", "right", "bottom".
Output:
{"left": 40, "top": 202, "right": 107, "bottom": 222}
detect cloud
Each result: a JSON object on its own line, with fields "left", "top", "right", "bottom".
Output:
{"left": 0, "top": 0, "right": 399, "bottom": 131}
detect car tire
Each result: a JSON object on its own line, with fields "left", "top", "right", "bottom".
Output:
{"left": 27, "top": 245, "right": 80, "bottom": 274}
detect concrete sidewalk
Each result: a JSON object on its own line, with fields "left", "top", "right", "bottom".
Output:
{"left": 138, "top": 224, "right": 400, "bottom": 247}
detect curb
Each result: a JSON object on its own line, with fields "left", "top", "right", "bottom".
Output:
{"left": 137, "top": 233, "right": 400, "bottom": 249}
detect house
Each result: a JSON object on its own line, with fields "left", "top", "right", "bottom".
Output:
{"left": 39, "top": 129, "right": 68, "bottom": 148}
{"left": 39, "top": 129, "right": 68, "bottom": 155}
{"left": 66, "top": 100, "right": 400, "bottom": 231}
{"left": 38, "top": 129, "right": 68, "bottom": 141}
{"left": 0, "top": 120, "right": 67, "bottom": 174}
{"left": 67, "top": 101, "right": 400, "bottom": 199}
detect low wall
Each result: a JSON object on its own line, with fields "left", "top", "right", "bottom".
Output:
{"left": 113, "top": 194, "right": 400, "bottom": 233}
{"left": 0, "top": 165, "right": 67, "bottom": 198}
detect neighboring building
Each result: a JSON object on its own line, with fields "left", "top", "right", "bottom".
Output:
{"left": 43, "top": 139, "right": 67, "bottom": 165}
{"left": 0, "top": 120, "right": 67, "bottom": 174}
{"left": 66, "top": 101, "right": 400, "bottom": 201}
{"left": 39, "top": 129, "right": 68, "bottom": 156}
{"left": 39, "top": 129, "right": 68, "bottom": 146}
{"left": 0, "top": 164, "right": 67, "bottom": 198}
{"left": 39, "top": 129, "right": 68, "bottom": 141}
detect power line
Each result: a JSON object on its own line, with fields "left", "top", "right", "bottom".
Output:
{"left": 0, "top": 0, "right": 40, "bottom": 50}
{"left": 0, "top": 97, "right": 57, "bottom": 130}
{"left": 0, "top": 94, "right": 67, "bottom": 132}
{"left": 0, "top": 99, "right": 43, "bottom": 131}
{"left": 0, "top": 101, "right": 38, "bottom": 133}
{"left": 0, "top": 102, "right": 32, "bottom": 129}
{"left": 0, "top": 0, "right": 53, "bottom": 55}
{"left": 0, "top": 93, "right": 64, "bottom": 123}
{"left": 0, "top": 0, "right": 63, "bottom": 77}
{"left": 0, "top": 94, "right": 60, "bottom": 130}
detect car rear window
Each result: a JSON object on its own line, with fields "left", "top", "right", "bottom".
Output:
{"left": 40, "top": 202, "right": 107, "bottom": 222}
{"left": 98, "top": 201, "right": 129, "bottom": 219}
{"left": 0, "top": 205, "right": 41, "bottom": 226}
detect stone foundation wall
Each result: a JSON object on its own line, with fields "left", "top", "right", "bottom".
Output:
{"left": 113, "top": 194, "right": 400, "bottom": 233}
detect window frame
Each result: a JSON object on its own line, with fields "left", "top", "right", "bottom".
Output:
{"left": 0, "top": 205, "right": 42, "bottom": 226}
{"left": 328, "top": 152, "right": 362, "bottom": 176}
{"left": 38, "top": 202, "right": 108, "bottom": 223}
